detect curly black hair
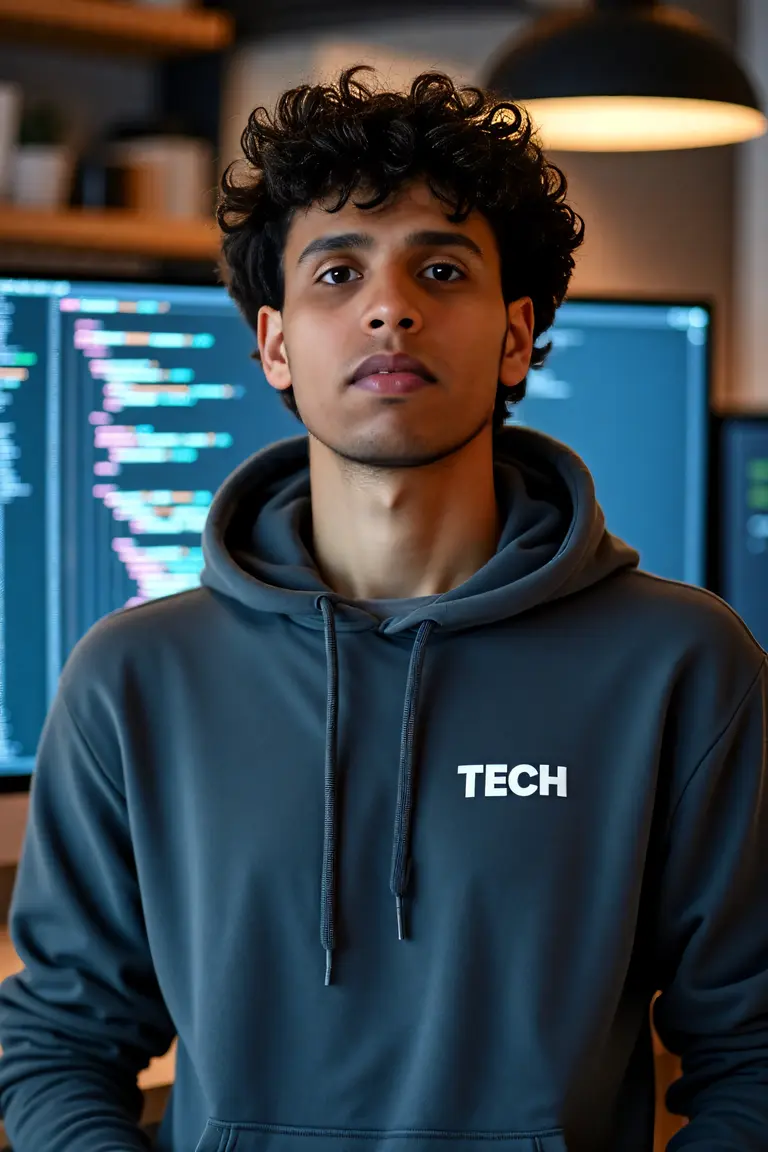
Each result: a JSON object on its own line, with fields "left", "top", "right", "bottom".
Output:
{"left": 218, "top": 66, "right": 585, "bottom": 432}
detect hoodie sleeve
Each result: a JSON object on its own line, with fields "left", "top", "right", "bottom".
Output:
{"left": 0, "top": 685, "right": 177, "bottom": 1152}
{"left": 652, "top": 655, "right": 768, "bottom": 1149}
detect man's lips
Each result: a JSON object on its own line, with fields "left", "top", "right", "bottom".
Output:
{"left": 349, "top": 352, "right": 437, "bottom": 395}
{"left": 352, "top": 372, "right": 433, "bottom": 395}
{"left": 349, "top": 352, "right": 436, "bottom": 386}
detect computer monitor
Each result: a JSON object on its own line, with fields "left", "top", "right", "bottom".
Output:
{"left": 509, "top": 299, "right": 711, "bottom": 588}
{"left": 719, "top": 417, "right": 768, "bottom": 652}
{"left": 0, "top": 276, "right": 299, "bottom": 789}
{"left": 0, "top": 282, "right": 713, "bottom": 793}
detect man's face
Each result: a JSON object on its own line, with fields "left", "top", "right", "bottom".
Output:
{"left": 258, "top": 180, "right": 534, "bottom": 468}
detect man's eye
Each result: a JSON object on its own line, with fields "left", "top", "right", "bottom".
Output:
{"left": 318, "top": 266, "right": 362, "bottom": 285}
{"left": 421, "top": 263, "right": 464, "bottom": 282}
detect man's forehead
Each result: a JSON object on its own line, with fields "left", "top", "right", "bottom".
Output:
{"left": 286, "top": 183, "right": 486, "bottom": 248}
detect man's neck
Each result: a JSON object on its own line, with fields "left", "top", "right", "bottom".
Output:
{"left": 308, "top": 431, "right": 500, "bottom": 602}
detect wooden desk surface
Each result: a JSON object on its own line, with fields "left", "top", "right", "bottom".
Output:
{"left": 0, "top": 926, "right": 176, "bottom": 1090}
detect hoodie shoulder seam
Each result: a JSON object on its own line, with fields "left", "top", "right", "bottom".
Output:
{"left": 667, "top": 654, "right": 767, "bottom": 829}
{"left": 57, "top": 689, "right": 127, "bottom": 802}
{"left": 621, "top": 569, "right": 766, "bottom": 653}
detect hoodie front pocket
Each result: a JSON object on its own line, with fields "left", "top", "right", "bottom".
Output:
{"left": 197, "top": 1122, "right": 568, "bottom": 1152}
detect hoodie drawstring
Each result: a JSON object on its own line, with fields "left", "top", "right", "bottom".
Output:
{"left": 319, "top": 597, "right": 340, "bottom": 987}
{"left": 389, "top": 617, "right": 436, "bottom": 942}
{"left": 318, "top": 595, "right": 436, "bottom": 984}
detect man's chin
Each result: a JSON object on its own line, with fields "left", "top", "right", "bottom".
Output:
{"left": 337, "top": 446, "right": 455, "bottom": 469}
{"left": 306, "top": 415, "right": 492, "bottom": 471}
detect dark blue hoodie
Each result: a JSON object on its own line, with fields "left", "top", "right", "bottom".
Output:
{"left": 0, "top": 426, "right": 766, "bottom": 1152}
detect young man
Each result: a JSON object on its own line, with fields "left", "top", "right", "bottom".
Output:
{"left": 0, "top": 68, "right": 766, "bottom": 1152}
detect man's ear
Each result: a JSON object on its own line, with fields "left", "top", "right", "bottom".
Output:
{"left": 499, "top": 297, "right": 535, "bottom": 389}
{"left": 257, "top": 305, "right": 292, "bottom": 393}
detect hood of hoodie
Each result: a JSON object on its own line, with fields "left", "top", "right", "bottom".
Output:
{"left": 201, "top": 423, "right": 639, "bottom": 633}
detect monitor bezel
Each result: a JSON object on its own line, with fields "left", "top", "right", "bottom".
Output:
{"left": 0, "top": 281, "right": 716, "bottom": 794}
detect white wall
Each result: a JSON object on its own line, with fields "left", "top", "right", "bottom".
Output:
{"left": 220, "top": 12, "right": 529, "bottom": 169}
{"left": 219, "top": 0, "right": 585, "bottom": 165}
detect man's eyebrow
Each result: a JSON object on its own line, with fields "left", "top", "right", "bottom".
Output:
{"left": 296, "top": 229, "right": 484, "bottom": 266}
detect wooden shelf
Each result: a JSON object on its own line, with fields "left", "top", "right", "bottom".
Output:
{"left": 0, "top": 0, "right": 233, "bottom": 56}
{"left": 0, "top": 206, "right": 221, "bottom": 261}
{"left": 0, "top": 926, "right": 176, "bottom": 1089}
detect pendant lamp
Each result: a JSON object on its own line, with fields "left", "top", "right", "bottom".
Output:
{"left": 484, "top": 0, "right": 767, "bottom": 151}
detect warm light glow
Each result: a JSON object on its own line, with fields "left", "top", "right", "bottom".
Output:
{"left": 519, "top": 96, "right": 768, "bottom": 151}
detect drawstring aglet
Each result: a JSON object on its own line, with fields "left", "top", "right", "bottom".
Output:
{"left": 396, "top": 895, "right": 406, "bottom": 941}
{"left": 325, "top": 949, "right": 333, "bottom": 986}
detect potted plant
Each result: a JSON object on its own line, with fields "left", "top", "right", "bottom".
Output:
{"left": 12, "top": 103, "right": 74, "bottom": 209}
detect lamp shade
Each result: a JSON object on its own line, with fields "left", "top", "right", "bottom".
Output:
{"left": 484, "top": 0, "right": 767, "bottom": 151}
